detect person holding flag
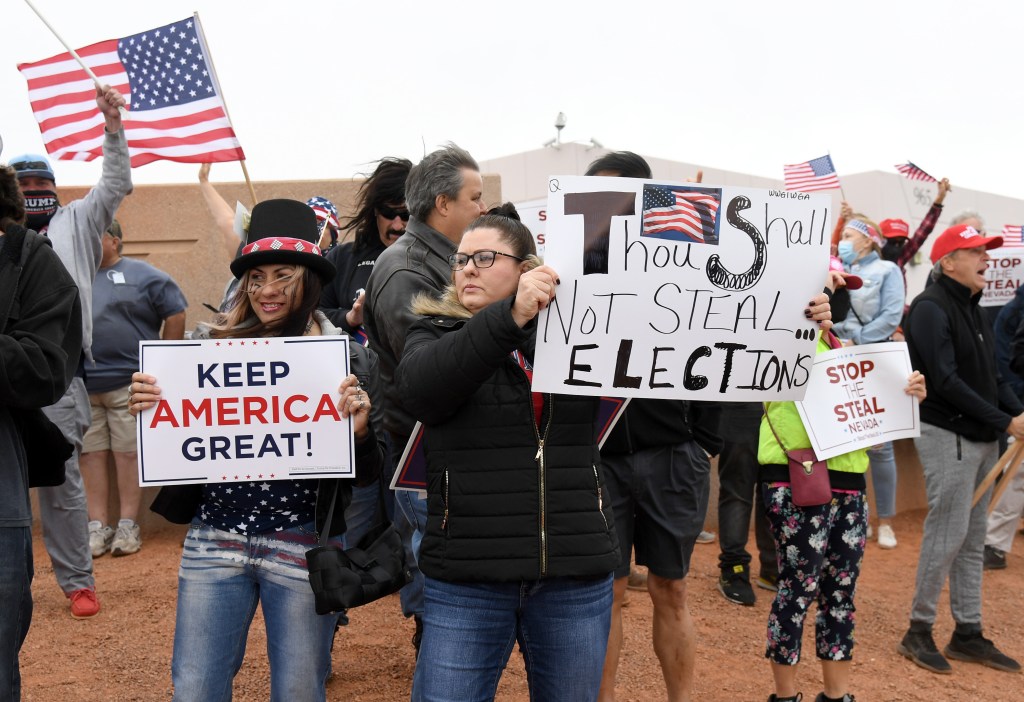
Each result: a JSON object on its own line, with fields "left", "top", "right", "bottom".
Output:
{"left": 8, "top": 83, "right": 132, "bottom": 619}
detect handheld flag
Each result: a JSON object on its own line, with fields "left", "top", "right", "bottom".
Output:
{"left": 895, "top": 162, "right": 938, "bottom": 183}
{"left": 783, "top": 155, "right": 840, "bottom": 193}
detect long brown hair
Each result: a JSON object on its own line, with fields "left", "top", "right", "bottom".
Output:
{"left": 208, "top": 265, "right": 323, "bottom": 338}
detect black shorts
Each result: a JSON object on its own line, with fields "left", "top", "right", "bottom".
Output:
{"left": 601, "top": 441, "right": 710, "bottom": 580}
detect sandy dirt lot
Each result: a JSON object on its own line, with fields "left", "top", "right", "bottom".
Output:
{"left": 20, "top": 508, "right": 1024, "bottom": 701}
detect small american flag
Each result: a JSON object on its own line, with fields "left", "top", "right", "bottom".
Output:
{"left": 895, "top": 162, "right": 937, "bottom": 183}
{"left": 1001, "top": 225, "right": 1024, "bottom": 246}
{"left": 642, "top": 185, "right": 721, "bottom": 244}
{"left": 17, "top": 15, "right": 244, "bottom": 168}
{"left": 783, "top": 155, "right": 840, "bottom": 193}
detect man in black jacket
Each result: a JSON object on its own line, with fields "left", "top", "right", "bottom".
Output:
{"left": 586, "top": 152, "right": 723, "bottom": 702}
{"left": 362, "top": 144, "right": 486, "bottom": 652}
{"left": 0, "top": 161, "right": 83, "bottom": 700}
{"left": 898, "top": 224, "right": 1024, "bottom": 675}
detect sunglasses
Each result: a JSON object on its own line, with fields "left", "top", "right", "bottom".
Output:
{"left": 377, "top": 204, "right": 410, "bottom": 222}
{"left": 448, "top": 250, "right": 525, "bottom": 272}
{"left": 11, "top": 160, "right": 50, "bottom": 172}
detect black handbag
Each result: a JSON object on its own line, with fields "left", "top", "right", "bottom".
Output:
{"left": 306, "top": 481, "right": 412, "bottom": 615}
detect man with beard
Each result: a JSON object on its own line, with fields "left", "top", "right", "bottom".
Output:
{"left": 8, "top": 84, "right": 132, "bottom": 619}
{"left": 362, "top": 144, "right": 486, "bottom": 653}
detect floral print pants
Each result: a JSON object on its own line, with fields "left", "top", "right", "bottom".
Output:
{"left": 761, "top": 484, "right": 867, "bottom": 665}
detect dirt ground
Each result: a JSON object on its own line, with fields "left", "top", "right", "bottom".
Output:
{"left": 20, "top": 509, "right": 1024, "bottom": 701}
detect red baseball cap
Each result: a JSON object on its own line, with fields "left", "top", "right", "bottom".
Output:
{"left": 880, "top": 218, "right": 910, "bottom": 239}
{"left": 829, "top": 255, "right": 863, "bottom": 290}
{"left": 929, "top": 224, "right": 1003, "bottom": 263}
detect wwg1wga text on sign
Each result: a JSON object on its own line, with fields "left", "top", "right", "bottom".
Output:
{"left": 532, "top": 176, "right": 831, "bottom": 401}
{"left": 795, "top": 342, "right": 920, "bottom": 460}
{"left": 136, "top": 336, "right": 353, "bottom": 486}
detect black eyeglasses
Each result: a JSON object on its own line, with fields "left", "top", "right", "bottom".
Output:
{"left": 377, "top": 204, "right": 410, "bottom": 221}
{"left": 11, "top": 160, "right": 49, "bottom": 172}
{"left": 448, "top": 250, "right": 525, "bottom": 271}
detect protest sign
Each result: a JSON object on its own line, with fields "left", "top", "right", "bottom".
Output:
{"left": 795, "top": 342, "right": 919, "bottom": 460}
{"left": 981, "top": 248, "right": 1024, "bottom": 307}
{"left": 533, "top": 176, "right": 831, "bottom": 400}
{"left": 136, "top": 336, "right": 353, "bottom": 486}
{"left": 515, "top": 198, "right": 547, "bottom": 258}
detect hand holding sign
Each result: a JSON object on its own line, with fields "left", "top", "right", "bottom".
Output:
{"left": 512, "top": 265, "right": 560, "bottom": 328}
{"left": 338, "top": 374, "right": 370, "bottom": 441}
{"left": 128, "top": 372, "right": 161, "bottom": 415}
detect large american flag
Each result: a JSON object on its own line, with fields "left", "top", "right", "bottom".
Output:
{"left": 895, "top": 161, "right": 937, "bottom": 183}
{"left": 783, "top": 155, "right": 840, "bottom": 193}
{"left": 642, "top": 185, "right": 721, "bottom": 244}
{"left": 1001, "top": 225, "right": 1024, "bottom": 246}
{"left": 17, "top": 15, "right": 244, "bottom": 168}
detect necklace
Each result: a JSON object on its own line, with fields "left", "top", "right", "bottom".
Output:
{"left": 304, "top": 318, "right": 314, "bottom": 335}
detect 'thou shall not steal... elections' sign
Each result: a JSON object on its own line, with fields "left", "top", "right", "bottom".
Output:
{"left": 136, "top": 336, "right": 354, "bottom": 486}
{"left": 795, "top": 342, "right": 920, "bottom": 460}
{"left": 532, "top": 176, "right": 831, "bottom": 400}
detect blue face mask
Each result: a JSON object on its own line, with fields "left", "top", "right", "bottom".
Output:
{"left": 837, "top": 240, "right": 858, "bottom": 265}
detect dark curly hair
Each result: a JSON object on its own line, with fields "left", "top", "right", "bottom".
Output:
{"left": 0, "top": 165, "right": 26, "bottom": 231}
{"left": 341, "top": 157, "right": 413, "bottom": 249}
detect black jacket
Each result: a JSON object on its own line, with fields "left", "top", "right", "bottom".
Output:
{"left": 600, "top": 399, "right": 722, "bottom": 457}
{"left": 319, "top": 238, "right": 387, "bottom": 334}
{"left": 396, "top": 298, "right": 620, "bottom": 582}
{"left": 905, "top": 274, "right": 1023, "bottom": 441}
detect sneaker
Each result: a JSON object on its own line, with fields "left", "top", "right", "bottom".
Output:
{"left": 877, "top": 524, "right": 897, "bottom": 549}
{"left": 695, "top": 530, "right": 716, "bottom": 544}
{"left": 110, "top": 519, "right": 141, "bottom": 556}
{"left": 767, "top": 695, "right": 802, "bottom": 701}
{"left": 718, "top": 565, "right": 756, "bottom": 606}
{"left": 866, "top": 524, "right": 873, "bottom": 540}
{"left": 88, "top": 520, "right": 114, "bottom": 557}
{"left": 984, "top": 545, "right": 1007, "bottom": 570}
{"left": 757, "top": 573, "right": 779, "bottom": 592}
{"left": 944, "top": 631, "right": 1022, "bottom": 672}
{"left": 68, "top": 587, "right": 101, "bottom": 619}
{"left": 897, "top": 628, "right": 952, "bottom": 674}
{"left": 814, "top": 694, "right": 855, "bottom": 702}
{"left": 627, "top": 567, "right": 648, "bottom": 591}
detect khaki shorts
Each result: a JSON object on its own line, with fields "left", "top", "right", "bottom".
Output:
{"left": 83, "top": 385, "right": 137, "bottom": 453}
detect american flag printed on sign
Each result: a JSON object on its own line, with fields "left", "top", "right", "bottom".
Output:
{"left": 783, "top": 155, "right": 840, "bottom": 193}
{"left": 17, "top": 15, "right": 244, "bottom": 168}
{"left": 1001, "top": 225, "right": 1024, "bottom": 246}
{"left": 895, "top": 162, "right": 938, "bottom": 183}
{"left": 641, "top": 185, "right": 722, "bottom": 244}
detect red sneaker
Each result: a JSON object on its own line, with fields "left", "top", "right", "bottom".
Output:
{"left": 68, "top": 587, "right": 100, "bottom": 619}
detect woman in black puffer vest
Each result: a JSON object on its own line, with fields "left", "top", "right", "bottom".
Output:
{"left": 396, "top": 205, "right": 618, "bottom": 701}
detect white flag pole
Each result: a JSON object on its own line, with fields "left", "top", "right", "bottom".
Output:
{"left": 193, "top": 11, "right": 257, "bottom": 206}
{"left": 22, "top": 0, "right": 129, "bottom": 119}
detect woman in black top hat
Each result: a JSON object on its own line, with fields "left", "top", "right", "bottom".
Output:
{"left": 129, "top": 199, "right": 385, "bottom": 702}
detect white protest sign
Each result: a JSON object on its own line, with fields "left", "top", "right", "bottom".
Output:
{"left": 795, "top": 342, "right": 919, "bottom": 460}
{"left": 533, "top": 176, "right": 830, "bottom": 401}
{"left": 981, "top": 248, "right": 1024, "bottom": 307}
{"left": 515, "top": 198, "right": 547, "bottom": 258}
{"left": 137, "top": 336, "right": 353, "bottom": 486}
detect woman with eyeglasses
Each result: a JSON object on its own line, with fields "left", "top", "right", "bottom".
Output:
{"left": 393, "top": 204, "right": 619, "bottom": 701}
{"left": 127, "top": 199, "right": 385, "bottom": 702}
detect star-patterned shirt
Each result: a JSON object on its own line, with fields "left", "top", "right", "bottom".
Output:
{"left": 199, "top": 479, "right": 317, "bottom": 535}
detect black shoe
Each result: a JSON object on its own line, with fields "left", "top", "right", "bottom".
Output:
{"left": 945, "top": 631, "right": 1022, "bottom": 672}
{"left": 897, "top": 628, "right": 952, "bottom": 674}
{"left": 412, "top": 614, "right": 424, "bottom": 658}
{"left": 757, "top": 573, "right": 779, "bottom": 592}
{"left": 718, "top": 565, "right": 756, "bottom": 606}
{"left": 984, "top": 545, "right": 1007, "bottom": 570}
{"left": 814, "top": 694, "right": 855, "bottom": 702}
{"left": 767, "top": 695, "right": 802, "bottom": 702}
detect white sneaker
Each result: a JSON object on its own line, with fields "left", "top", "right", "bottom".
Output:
{"left": 88, "top": 520, "right": 114, "bottom": 557}
{"left": 695, "top": 530, "right": 716, "bottom": 544}
{"left": 110, "top": 519, "right": 142, "bottom": 557}
{"left": 878, "top": 524, "right": 898, "bottom": 549}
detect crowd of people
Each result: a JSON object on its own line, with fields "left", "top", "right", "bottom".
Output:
{"left": 3, "top": 83, "right": 1024, "bottom": 702}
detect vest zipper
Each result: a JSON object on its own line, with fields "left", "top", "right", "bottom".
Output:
{"left": 441, "top": 468, "right": 449, "bottom": 534}
{"left": 593, "top": 465, "right": 608, "bottom": 529}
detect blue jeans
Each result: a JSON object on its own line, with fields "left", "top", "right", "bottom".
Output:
{"left": 412, "top": 574, "right": 613, "bottom": 702}
{"left": 171, "top": 522, "right": 340, "bottom": 702}
{"left": 0, "top": 528, "right": 32, "bottom": 702}
{"left": 394, "top": 488, "right": 427, "bottom": 618}
{"left": 867, "top": 441, "right": 897, "bottom": 519}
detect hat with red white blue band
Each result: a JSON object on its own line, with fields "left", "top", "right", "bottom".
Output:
{"left": 229, "top": 199, "right": 335, "bottom": 282}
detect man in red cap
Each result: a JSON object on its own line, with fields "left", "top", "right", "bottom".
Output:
{"left": 898, "top": 224, "right": 1024, "bottom": 675}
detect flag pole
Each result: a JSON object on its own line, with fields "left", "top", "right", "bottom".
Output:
{"left": 828, "top": 150, "right": 846, "bottom": 201}
{"left": 23, "top": 0, "right": 129, "bottom": 120}
{"left": 193, "top": 11, "right": 258, "bottom": 207}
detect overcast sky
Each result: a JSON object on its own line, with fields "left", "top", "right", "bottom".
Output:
{"left": 2, "top": 0, "right": 1020, "bottom": 199}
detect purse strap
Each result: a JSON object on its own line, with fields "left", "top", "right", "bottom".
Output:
{"left": 319, "top": 481, "right": 340, "bottom": 547}
{"left": 318, "top": 471, "right": 391, "bottom": 548}
{"left": 762, "top": 403, "right": 790, "bottom": 455}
